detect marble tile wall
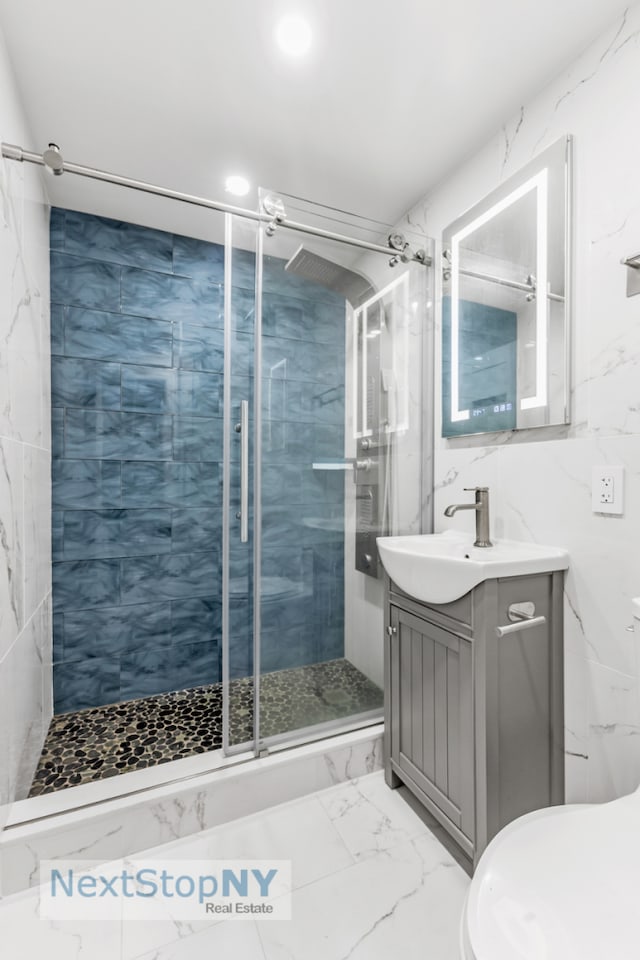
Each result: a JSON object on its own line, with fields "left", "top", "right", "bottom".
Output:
{"left": 0, "top": 20, "right": 52, "bottom": 826}
{"left": 395, "top": 2, "right": 640, "bottom": 803}
{"left": 51, "top": 210, "right": 345, "bottom": 713}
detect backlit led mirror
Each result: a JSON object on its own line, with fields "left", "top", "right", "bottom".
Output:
{"left": 441, "top": 136, "right": 572, "bottom": 437}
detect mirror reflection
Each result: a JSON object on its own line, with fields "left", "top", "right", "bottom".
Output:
{"left": 442, "top": 136, "right": 571, "bottom": 437}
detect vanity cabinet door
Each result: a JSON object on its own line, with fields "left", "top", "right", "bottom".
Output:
{"left": 390, "top": 605, "right": 474, "bottom": 841}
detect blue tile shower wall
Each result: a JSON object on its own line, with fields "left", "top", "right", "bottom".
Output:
{"left": 441, "top": 297, "right": 517, "bottom": 437}
{"left": 51, "top": 209, "right": 345, "bottom": 713}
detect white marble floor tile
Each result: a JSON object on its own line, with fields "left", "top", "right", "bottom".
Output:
{"left": 317, "top": 771, "right": 430, "bottom": 860}
{"left": 1, "top": 773, "right": 467, "bottom": 960}
{"left": 119, "top": 793, "right": 355, "bottom": 958}
{"left": 0, "top": 883, "right": 123, "bottom": 960}
{"left": 139, "top": 792, "right": 355, "bottom": 891}
{"left": 131, "top": 919, "right": 265, "bottom": 960}
{"left": 256, "top": 833, "right": 468, "bottom": 960}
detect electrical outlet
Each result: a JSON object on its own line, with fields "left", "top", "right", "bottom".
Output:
{"left": 592, "top": 466, "right": 624, "bottom": 515}
{"left": 599, "top": 476, "right": 614, "bottom": 504}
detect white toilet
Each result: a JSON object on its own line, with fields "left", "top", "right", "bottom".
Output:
{"left": 461, "top": 598, "right": 640, "bottom": 960}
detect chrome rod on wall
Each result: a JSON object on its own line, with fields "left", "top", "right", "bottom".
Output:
{"left": 460, "top": 266, "right": 565, "bottom": 303}
{"left": 443, "top": 258, "right": 565, "bottom": 303}
{"left": 1, "top": 141, "right": 432, "bottom": 265}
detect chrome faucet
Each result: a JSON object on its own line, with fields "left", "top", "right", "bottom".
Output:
{"left": 444, "top": 487, "right": 492, "bottom": 547}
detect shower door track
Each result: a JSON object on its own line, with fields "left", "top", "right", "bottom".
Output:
{"left": 1, "top": 141, "right": 432, "bottom": 265}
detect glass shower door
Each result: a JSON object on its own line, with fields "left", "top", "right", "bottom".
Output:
{"left": 222, "top": 201, "right": 432, "bottom": 756}
{"left": 222, "top": 214, "right": 259, "bottom": 755}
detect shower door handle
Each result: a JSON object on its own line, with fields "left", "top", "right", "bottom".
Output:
{"left": 239, "top": 399, "right": 249, "bottom": 543}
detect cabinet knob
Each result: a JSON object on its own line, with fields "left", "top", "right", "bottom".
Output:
{"left": 387, "top": 625, "right": 397, "bottom": 636}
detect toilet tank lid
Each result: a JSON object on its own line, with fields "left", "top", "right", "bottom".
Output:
{"left": 632, "top": 597, "right": 640, "bottom": 619}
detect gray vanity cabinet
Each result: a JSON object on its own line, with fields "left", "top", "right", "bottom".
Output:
{"left": 384, "top": 571, "right": 565, "bottom": 869}
{"left": 390, "top": 606, "right": 475, "bottom": 843}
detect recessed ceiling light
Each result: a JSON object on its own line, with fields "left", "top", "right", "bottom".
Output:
{"left": 225, "top": 175, "right": 250, "bottom": 197}
{"left": 275, "top": 15, "right": 312, "bottom": 57}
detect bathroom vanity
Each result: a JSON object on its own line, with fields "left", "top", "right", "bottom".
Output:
{"left": 382, "top": 564, "right": 566, "bottom": 870}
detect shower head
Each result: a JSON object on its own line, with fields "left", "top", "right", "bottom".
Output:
{"left": 284, "top": 246, "right": 374, "bottom": 307}
{"left": 43, "top": 143, "right": 64, "bottom": 176}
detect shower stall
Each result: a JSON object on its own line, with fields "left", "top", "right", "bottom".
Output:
{"left": 2, "top": 142, "right": 433, "bottom": 804}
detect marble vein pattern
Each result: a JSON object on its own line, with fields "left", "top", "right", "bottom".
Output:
{"left": 400, "top": 0, "right": 640, "bottom": 804}
{"left": 0, "top": 47, "right": 53, "bottom": 821}
{"left": 0, "top": 771, "right": 468, "bottom": 960}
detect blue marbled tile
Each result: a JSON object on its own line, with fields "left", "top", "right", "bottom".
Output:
{"left": 261, "top": 545, "right": 310, "bottom": 585}
{"left": 64, "top": 211, "right": 173, "bottom": 271}
{"left": 173, "top": 235, "right": 225, "bottom": 283}
{"left": 52, "top": 407, "right": 64, "bottom": 460}
{"left": 262, "top": 292, "right": 343, "bottom": 344}
{"left": 173, "top": 321, "right": 224, "bottom": 373}
{"left": 52, "top": 356, "right": 121, "bottom": 409}
{"left": 231, "top": 332, "right": 253, "bottom": 378}
{"left": 262, "top": 335, "right": 343, "bottom": 386}
{"left": 121, "top": 364, "right": 175, "bottom": 414}
{"left": 52, "top": 460, "right": 122, "bottom": 510}
{"left": 53, "top": 558, "right": 121, "bottom": 612}
{"left": 64, "top": 410, "right": 174, "bottom": 460}
{"left": 260, "top": 624, "right": 316, "bottom": 674}
{"left": 262, "top": 254, "right": 343, "bottom": 305}
{"left": 173, "top": 417, "right": 223, "bottom": 462}
{"left": 120, "top": 551, "right": 218, "bottom": 604}
{"left": 301, "top": 463, "right": 344, "bottom": 504}
{"left": 120, "top": 648, "right": 174, "bottom": 701}
{"left": 121, "top": 266, "right": 223, "bottom": 325}
{"left": 63, "top": 602, "right": 172, "bottom": 660}
{"left": 302, "top": 507, "right": 344, "bottom": 547}
{"left": 231, "top": 286, "right": 256, "bottom": 333}
{"left": 230, "top": 248, "right": 256, "bottom": 292}
{"left": 310, "top": 543, "right": 344, "bottom": 628}
{"left": 50, "top": 252, "right": 121, "bottom": 311}
{"left": 65, "top": 307, "right": 173, "bottom": 367}
{"left": 261, "top": 421, "right": 343, "bottom": 463}
{"left": 171, "top": 508, "right": 220, "bottom": 554}
{"left": 171, "top": 597, "right": 221, "bottom": 646}
{"left": 53, "top": 613, "right": 64, "bottom": 663}
{"left": 50, "top": 207, "right": 66, "bottom": 250}
{"left": 121, "top": 461, "right": 220, "bottom": 508}
{"left": 170, "top": 639, "right": 219, "bottom": 688}
{"left": 51, "top": 303, "right": 65, "bottom": 355}
{"left": 228, "top": 570, "right": 251, "bottom": 604}
{"left": 261, "top": 591, "right": 311, "bottom": 633}
{"left": 62, "top": 509, "right": 172, "bottom": 560}
{"left": 52, "top": 511, "right": 64, "bottom": 561}
{"left": 176, "top": 370, "right": 224, "bottom": 418}
{"left": 263, "top": 379, "right": 344, "bottom": 426}
{"left": 317, "top": 624, "right": 344, "bottom": 661}
{"left": 229, "top": 535, "right": 252, "bottom": 584}
{"left": 262, "top": 464, "right": 303, "bottom": 505}
{"left": 261, "top": 506, "right": 306, "bottom": 548}
{"left": 54, "top": 657, "right": 120, "bottom": 713}
{"left": 229, "top": 598, "right": 253, "bottom": 679}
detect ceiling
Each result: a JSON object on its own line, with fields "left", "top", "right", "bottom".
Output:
{"left": 0, "top": 0, "right": 628, "bottom": 240}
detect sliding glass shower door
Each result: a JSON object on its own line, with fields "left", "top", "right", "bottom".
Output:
{"left": 222, "top": 203, "right": 432, "bottom": 757}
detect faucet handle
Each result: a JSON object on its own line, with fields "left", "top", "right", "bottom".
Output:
{"left": 464, "top": 486, "right": 489, "bottom": 492}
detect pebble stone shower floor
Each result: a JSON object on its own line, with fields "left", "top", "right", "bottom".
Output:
{"left": 29, "top": 658, "right": 383, "bottom": 797}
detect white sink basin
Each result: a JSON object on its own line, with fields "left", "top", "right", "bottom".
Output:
{"left": 376, "top": 529, "right": 569, "bottom": 604}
